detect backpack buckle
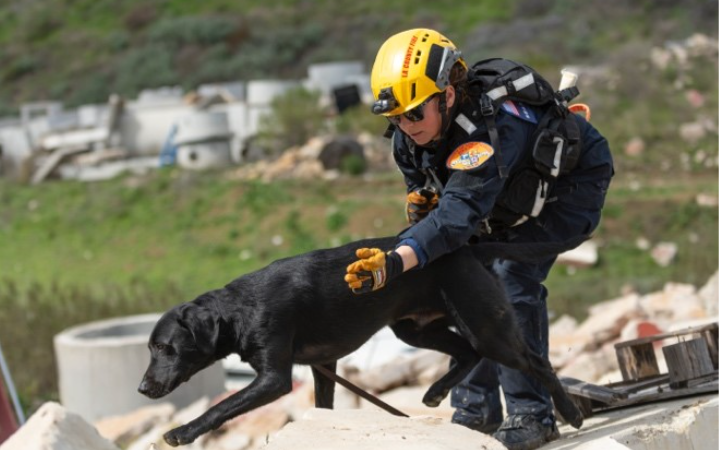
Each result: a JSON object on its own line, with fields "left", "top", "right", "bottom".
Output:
{"left": 480, "top": 95, "right": 494, "bottom": 116}
{"left": 558, "top": 86, "right": 579, "bottom": 103}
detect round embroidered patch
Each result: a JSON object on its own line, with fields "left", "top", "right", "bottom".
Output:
{"left": 446, "top": 142, "right": 494, "bottom": 171}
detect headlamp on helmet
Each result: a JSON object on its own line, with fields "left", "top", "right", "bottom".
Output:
{"left": 371, "top": 87, "right": 399, "bottom": 115}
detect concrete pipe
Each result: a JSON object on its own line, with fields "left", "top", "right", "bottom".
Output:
{"left": 176, "top": 140, "right": 233, "bottom": 170}
{"left": 54, "top": 314, "right": 225, "bottom": 422}
{"left": 173, "top": 111, "right": 232, "bottom": 147}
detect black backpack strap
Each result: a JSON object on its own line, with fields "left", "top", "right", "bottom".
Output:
{"left": 480, "top": 94, "right": 508, "bottom": 178}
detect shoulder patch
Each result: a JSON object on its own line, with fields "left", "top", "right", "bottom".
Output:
{"left": 446, "top": 142, "right": 494, "bottom": 171}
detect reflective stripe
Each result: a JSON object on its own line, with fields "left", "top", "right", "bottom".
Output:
{"left": 486, "top": 73, "right": 535, "bottom": 101}
{"left": 551, "top": 136, "right": 564, "bottom": 178}
{"left": 454, "top": 113, "right": 477, "bottom": 135}
{"left": 531, "top": 180, "right": 549, "bottom": 217}
{"left": 487, "top": 85, "right": 507, "bottom": 101}
{"left": 513, "top": 73, "right": 535, "bottom": 91}
{"left": 512, "top": 216, "right": 529, "bottom": 227}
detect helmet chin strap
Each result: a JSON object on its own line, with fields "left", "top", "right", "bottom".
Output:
{"left": 425, "top": 90, "right": 454, "bottom": 150}
{"left": 438, "top": 91, "right": 450, "bottom": 136}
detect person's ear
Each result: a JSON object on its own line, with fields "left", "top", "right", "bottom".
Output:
{"left": 445, "top": 86, "right": 456, "bottom": 109}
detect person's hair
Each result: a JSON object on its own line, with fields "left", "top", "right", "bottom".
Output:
{"left": 449, "top": 62, "right": 469, "bottom": 103}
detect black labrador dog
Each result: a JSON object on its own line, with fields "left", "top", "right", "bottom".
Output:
{"left": 139, "top": 236, "right": 584, "bottom": 446}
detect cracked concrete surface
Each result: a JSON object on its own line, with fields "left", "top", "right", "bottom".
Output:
{"left": 546, "top": 393, "right": 718, "bottom": 450}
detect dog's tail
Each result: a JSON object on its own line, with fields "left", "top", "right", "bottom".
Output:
{"left": 469, "top": 235, "right": 589, "bottom": 265}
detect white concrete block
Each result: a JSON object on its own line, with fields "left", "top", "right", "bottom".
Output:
{"left": 263, "top": 408, "right": 505, "bottom": 450}
{"left": 0, "top": 402, "right": 119, "bottom": 450}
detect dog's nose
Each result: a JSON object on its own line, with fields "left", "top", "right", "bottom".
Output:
{"left": 138, "top": 380, "right": 148, "bottom": 395}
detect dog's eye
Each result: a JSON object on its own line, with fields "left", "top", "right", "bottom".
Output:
{"left": 155, "top": 344, "right": 169, "bottom": 352}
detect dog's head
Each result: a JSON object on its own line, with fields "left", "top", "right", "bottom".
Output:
{"left": 138, "top": 299, "right": 222, "bottom": 399}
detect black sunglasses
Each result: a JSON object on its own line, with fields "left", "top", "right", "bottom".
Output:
{"left": 386, "top": 94, "right": 437, "bottom": 126}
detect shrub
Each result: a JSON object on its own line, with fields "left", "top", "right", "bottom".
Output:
{"left": 255, "top": 87, "right": 328, "bottom": 155}
{"left": 19, "top": 8, "right": 62, "bottom": 43}
{"left": 67, "top": 74, "right": 113, "bottom": 108}
{"left": 340, "top": 154, "right": 367, "bottom": 176}
{"left": 334, "top": 105, "right": 388, "bottom": 136}
{"left": 124, "top": 5, "right": 159, "bottom": 31}
{"left": 113, "top": 45, "right": 179, "bottom": 97}
{"left": 147, "top": 16, "right": 242, "bottom": 48}
{"left": 2, "top": 55, "right": 40, "bottom": 82}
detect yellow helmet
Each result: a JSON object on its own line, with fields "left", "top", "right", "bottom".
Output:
{"left": 370, "top": 28, "right": 466, "bottom": 117}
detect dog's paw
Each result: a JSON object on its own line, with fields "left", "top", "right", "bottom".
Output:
{"left": 163, "top": 425, "right": 197, "bottom": 447}
{"left": 421, "top": 389, "right": 446, "bottom": 407}
{"left": 555, "top": 399, "right": 584, "bottom": 430}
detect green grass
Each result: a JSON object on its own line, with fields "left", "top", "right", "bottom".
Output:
{"left": 546, "top": 172, "right": 719, "bottom": 318}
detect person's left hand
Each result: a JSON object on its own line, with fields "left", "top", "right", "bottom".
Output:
{"left": 344, "top": 248, "right": 403, "bottom": 294}
{"left": 406, "top": 188, "right": 439, "bottom": 224}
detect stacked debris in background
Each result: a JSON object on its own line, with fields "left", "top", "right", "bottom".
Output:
{"left": 226, "top": 133, "right": 394, "bottom": 183}
{"left": 2, "top": 271, "right": 717, "bottom": 450}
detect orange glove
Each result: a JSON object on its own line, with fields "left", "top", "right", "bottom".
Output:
{"left": 406, "top": 188, "right": 439, "bottom": 224}
{"left": 345, "top": 248, "right": 403, "bottom": 294}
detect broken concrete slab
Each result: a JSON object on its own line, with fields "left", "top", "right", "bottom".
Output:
{"left": 261, "top": 408, "right": 504, "bottom": 450}
{"left": 0, "top": 402, "right": 119, "bottom": 450}
{"left": 546, "top": 393, "right": 718, "bottom": 450}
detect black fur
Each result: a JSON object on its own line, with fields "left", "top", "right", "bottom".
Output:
{"left": 138, "top": 237, "right": 585, "bottom": 446}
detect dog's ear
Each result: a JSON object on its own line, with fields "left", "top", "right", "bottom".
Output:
{"left": 177, "top": 303, "right": 220, "bottom": 356}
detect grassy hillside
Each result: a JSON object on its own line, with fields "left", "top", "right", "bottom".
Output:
{"left": 1, "top": 1, "right": 717, "bottom": 179}
{"left": 0, "top": 0, "right": 716, "bottom": 114}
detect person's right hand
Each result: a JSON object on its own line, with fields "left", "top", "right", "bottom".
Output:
{"left": 406, "top": 189, "right": 439, "bottom": 224}
{"left": 344, "top": 248, "right": 403, "bottom": 294}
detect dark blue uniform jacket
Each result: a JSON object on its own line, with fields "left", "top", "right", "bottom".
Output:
{"left": 394, "top": 98, "right": 613, "bottom": 267}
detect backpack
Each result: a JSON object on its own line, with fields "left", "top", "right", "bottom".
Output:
{"left": 466, "top": 58, "right": 584, "bottom": 232}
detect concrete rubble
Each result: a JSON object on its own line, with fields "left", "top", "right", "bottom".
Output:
{"left": 226, "top": 133, "right": 394, "bottom": 183}
{"left": 94, "top": 403, "right": 175, "bottom": 448}
{"left": 3, "top": 271, "right": 717, "bottom": 450}
{"left": 0, "top": 402, "right": 119, "bottom": 450}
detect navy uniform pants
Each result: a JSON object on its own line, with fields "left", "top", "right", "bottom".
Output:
{"left": 450, "top": 197, "right": 603, "bottom": 428}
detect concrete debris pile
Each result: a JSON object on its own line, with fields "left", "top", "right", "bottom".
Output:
{"left": 227, "top": 133, "right": 394, "bottom": 183}
{"left": 551, "top": 270, "right": 718, "bottom": 384}
{"left": 3, "top": 271, "right": 717, "bottom": 450}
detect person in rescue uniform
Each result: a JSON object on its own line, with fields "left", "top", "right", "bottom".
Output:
{"left": 343, "top": 29, "right": 614, "bottom": 450}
